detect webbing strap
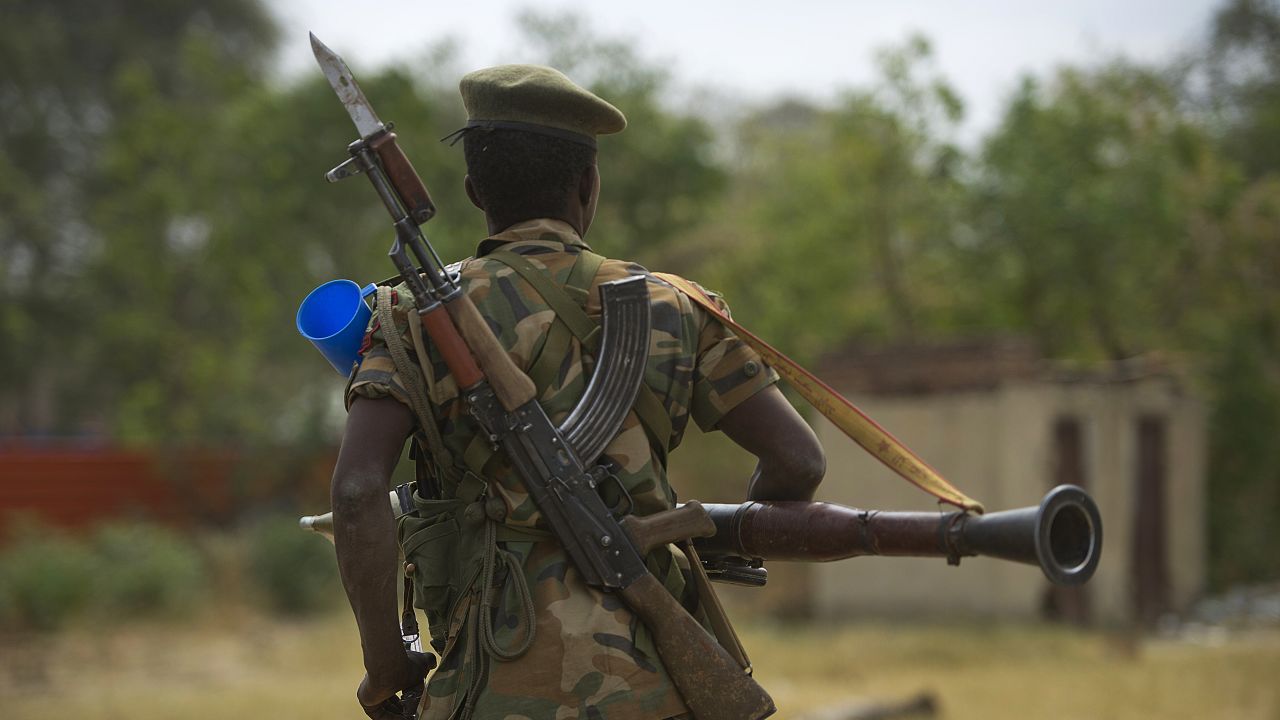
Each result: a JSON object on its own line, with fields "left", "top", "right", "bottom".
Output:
{"left": 528, "top": 250, "right": 600, "bottom": 393}
{"left": 478, "top": 521, "right": 536, "bottom": 661}
{"left": 485, "top": 250, "right": 673, "bottom": 461}
{"left": 461, "top": 434, "right": 495, "bottom": 479}
{"left": 488, "top": 250, "right": 600, "bottom": 348}
{"left": 407, "top": 304, "right": 461, "bottom": 486}
{"left": 652, "top": 272, "right": 985, "bottom": 513}
{"left": 563, "top": 251, "right": 602, "bottom": 306}
{"left": 376, "top": 287, "right": 455, "bottom": 477}
{"left": 680, "top": 540, "right": 752, "bottom": 671}
{"left": 494, "top": 524, "right": 554, "bottom": 542}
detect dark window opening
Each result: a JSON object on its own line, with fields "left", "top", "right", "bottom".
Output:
{"left": 1132, "top": 414, "right": 1171, "bottom": 626}
{"left": 1043, "top": 416, "right": 1092, "bottom": 624}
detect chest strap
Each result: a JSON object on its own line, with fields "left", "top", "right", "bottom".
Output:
{"left": 374, "top": 285, "right": 458, "bottom": 490}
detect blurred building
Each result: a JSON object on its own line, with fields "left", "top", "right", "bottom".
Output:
{"left": 0, "top": 444, "right": 337, "bottom": 535}
{"left": 805, "top": 338, "right": 1205, "bottom": 626}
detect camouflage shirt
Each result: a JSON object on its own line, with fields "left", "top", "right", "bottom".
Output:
{"left": 347, "top": 218, "right": 777, "bottom": 720}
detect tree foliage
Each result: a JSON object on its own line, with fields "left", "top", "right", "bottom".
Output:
{"left": 0, "top": 1, "right": 1277, "bottom": 586}
{"left": 1207, "top": 0, "right": 1280, "bottom": 178}
{"left": 691, "top": 38, "right": 977, "bottom": 365}
{"left": 515, "top": 11, "right": 727, "bottom": 265}
{"left": 1198, "top": 0, "right": 1280, "bottom": 587}
{"left": 0, "top": 0, "right": 279, "bottom": 438}
{"left": 972, "top": 64, "right": 1231, "bottom": 361}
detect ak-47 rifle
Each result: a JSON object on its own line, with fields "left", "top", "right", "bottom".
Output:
{"left": 309, "top": 35, "right": 775, "bottom": 720}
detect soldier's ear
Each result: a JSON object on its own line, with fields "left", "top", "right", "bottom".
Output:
{"left": 578, "top": 164, "right": 601, "bottom": 237}
{"left": 464, "top": 174, "right": 484, "bottom": 211}
{"left": 578, "top": 164, "right": 599, "bottom": 207}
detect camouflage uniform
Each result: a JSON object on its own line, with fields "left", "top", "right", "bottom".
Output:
{"left": 347, "top": 218, "right": 777, "bottom": 720}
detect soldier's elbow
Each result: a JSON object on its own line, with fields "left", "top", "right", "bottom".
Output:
{"left": 789, "top": 441, "right": 826, "bottom": 495}
{"left": 756, "top": 435, "right": 825, "bottom": 500}
{"left": 330, "top": 469, "right": 388, "bottom": 515}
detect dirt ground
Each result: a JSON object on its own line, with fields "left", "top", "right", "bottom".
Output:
{"left": 1, "top": 611, "right": 1277, "bottom": 719}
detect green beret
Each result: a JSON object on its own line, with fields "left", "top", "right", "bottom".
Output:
{"left": 453, "top": 64, "right": 626, "bottom": 148}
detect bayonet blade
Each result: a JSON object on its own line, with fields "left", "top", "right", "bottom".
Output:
{"left": 310, "top": 32, "right": 385, "bottom": 139}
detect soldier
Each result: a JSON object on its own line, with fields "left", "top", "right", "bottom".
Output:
{"left": 330, "top": 64, "right": 826, "bottom": 720}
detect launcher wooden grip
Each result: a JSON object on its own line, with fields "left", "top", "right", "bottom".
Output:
{"left": 444, "top": 292, "right": 537, "bottom": 409}
{"left": 370, "top": 131, "right": 436, "bottom": 226}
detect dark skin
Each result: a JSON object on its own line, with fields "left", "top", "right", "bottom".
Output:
{"left": 332, "top": 161, "right": 825, "bottom": 716}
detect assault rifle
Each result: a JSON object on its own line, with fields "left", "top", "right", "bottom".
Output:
{"left": 310, "top": 35, "right": 774, "bottom": 720}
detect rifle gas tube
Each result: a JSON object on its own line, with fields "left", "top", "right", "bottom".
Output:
{"left": 310, "top": 34, "right": 775, "bottom": 720}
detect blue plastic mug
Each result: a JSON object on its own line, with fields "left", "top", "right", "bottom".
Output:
{"left": 296, "top": 280, "right": 377, "bottom": 375}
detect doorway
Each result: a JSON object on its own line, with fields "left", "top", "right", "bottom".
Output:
{"left": 1043, "top": 416, "right": 1092, "bottom": 624}
{"left": 1132, "top": 414, "right": 1171, "bottom": 626}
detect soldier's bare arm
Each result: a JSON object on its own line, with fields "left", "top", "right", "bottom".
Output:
{"left": 718, "top": 385, "right": 825, "bottom": 501}
{"left": 330, "top": 395, "right": 427, "bottom": 709}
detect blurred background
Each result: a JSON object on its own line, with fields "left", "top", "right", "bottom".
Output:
{"left": 1, "top": 0, "right": 1278, "bottom": 718}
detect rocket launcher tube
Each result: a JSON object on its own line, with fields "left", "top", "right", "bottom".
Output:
{"left": 696, "top": 484, "right": 1102, "bottom": 586}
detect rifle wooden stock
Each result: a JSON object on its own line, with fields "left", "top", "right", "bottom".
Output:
{"left": 616, "top": 502, "right": 770, "bottom": 719}
{"left": 442, "top": 292, "right": 536, "bottom": 409}
{"left": 696, "top": 485, "right": 1102, "bottom": 586}
{"left": 621, "top": 573, "right": 775, "bottom": 720}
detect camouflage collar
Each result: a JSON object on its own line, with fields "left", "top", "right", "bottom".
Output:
{"left": 477, "top": 218, "right": 593, "bottom": 256}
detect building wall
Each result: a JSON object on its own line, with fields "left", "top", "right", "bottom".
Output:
{"left": 812, "top": 386, "right": 1040, "bottom": 620}
{"left": 810, "top": 375, "right": 1205, "bottom": 625}
{"left": 0, "top": 445, "right": 339, "bottom": 537}
{"left": 1167, "top": 386, "right": 1207, "bottom": 614}
{"left": 1046, "top": 380, "right": 1127, "bottom": 623}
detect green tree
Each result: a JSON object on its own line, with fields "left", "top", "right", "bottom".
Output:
{"left": 515, "top": 11, "right": 727, "bottom": 267}
{"left": 1205, "top": 0, "right": 1280, "bottom": 179}
{"left": 972, "top": 63, "right": 1230, "bottom": 361}
{"left": 89, "top": 57, "right": 475, "bottom": 445}
{"left": 0, "top": 1, "right": 478, "bottom": 444}
{"left": 1194, "top": 0, "right": 1280, "bottom": 586}
{"left": 0, "top": 0, "right": 277, "bottom": 436}
{"left": 698, "top": 37, "right": 970, "bottom": 361}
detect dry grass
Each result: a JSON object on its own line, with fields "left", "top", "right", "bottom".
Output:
{"left": 1, "top": 611, "right": 1277, "bottom": 719}
{"left": 745, "top": 622, "right": 1280, "bottom": 720}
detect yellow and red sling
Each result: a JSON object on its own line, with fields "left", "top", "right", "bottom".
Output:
{"left": 655, "top": 273, "right": 984, "bottom": 514}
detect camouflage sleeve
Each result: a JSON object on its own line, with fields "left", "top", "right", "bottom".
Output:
{"left": 688, "top": 284, "right": 779, "bottom": 432}
{"left": 344, "top": 285, "right": 420, "bottom": 413}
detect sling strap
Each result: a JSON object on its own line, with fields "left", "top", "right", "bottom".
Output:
{"left": 375, "top": 285, "right": 459, "bottom": 487}
{"left": 484, "top": 249, "right": 673, "bottom": 466}
{"left": 652, "top": 272, "right": 985, "bottom": 513}
{"left": 480, "top": 252, "right": 767, "bottom": 675}
{"left": 679, "top": 539, "right": 753, "bottom": 672}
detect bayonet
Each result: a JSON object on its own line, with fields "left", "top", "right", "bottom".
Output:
{"left": 311, "top": 33, "right": 384, "bottom": 139}
{"left": 311, "top": 33, "right": 437, "bottom": 225}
